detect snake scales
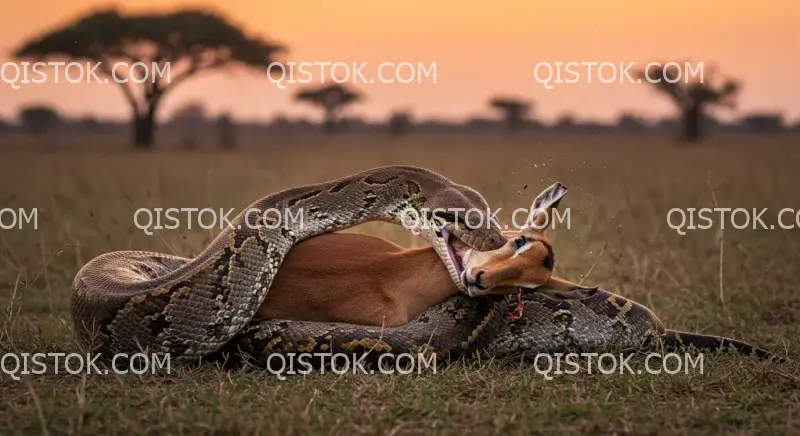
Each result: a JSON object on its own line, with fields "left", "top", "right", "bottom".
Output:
{"left": 227, "top": 289, "right": 780, "bottom": 368}
{"left": 71, "top": 165, "right": 515, "bottom": 360}
{"left": 71, "top": 165, "right": 781, "bottom": 366}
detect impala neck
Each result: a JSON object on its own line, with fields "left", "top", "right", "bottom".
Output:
{"left": 388, "top": 245, "right": 461, "bottom": 319}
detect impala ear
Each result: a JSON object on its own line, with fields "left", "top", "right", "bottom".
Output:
{"left": 534, "top": 275, "right": 598, "bottom": 301}
{"left": 526, "top": 182, "right": 568, "bottom": 231}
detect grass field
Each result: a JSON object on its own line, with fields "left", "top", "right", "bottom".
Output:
{"left": 1, "top": 134, "right": 799, "bottom": 435}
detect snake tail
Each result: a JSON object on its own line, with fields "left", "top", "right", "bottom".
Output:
{"left": 657, "top": 330, "right": 785, "bottom": 363}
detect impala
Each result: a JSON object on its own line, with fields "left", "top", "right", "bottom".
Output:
{"left": 257, "top": 182, "right": 594, "bottom": 326}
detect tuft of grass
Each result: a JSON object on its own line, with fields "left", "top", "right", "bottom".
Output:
{"left": 1, "top": 135, "right": 799, "bottom": 434}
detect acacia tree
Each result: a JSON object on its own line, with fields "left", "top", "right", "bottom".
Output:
{"left": 489, "top": 97, "right": 532, "bottom": 134}
{"left": 18, "top": 105, "right": 61, "bottom": 135}
{"left": 294, "top": 84, "right": 361, "bottom": 134}
{"left": 12, "top": 8, "right": 284, "bottom": 148}
{"left": 639, "top": 63, "right": 738, "bottom": 142}
{"left": 387, "top": 110, "right": 412, "bottom": 137}
{"left": 216, "top": 113, "right": 236, "bottom": 149}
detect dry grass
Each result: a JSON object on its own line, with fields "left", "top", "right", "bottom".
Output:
{"left": 1, "top": 134, "right": 799, "bottom": 435}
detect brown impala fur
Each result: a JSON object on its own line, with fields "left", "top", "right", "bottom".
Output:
{"left": 257, "top": 232, "right": 460, "bottom": 327}
{"left": 257, "top": 183, "right": 592, "bottom": 327}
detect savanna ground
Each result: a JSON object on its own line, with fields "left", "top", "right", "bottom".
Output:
{"left": 1, "top": 134, "right": 799, "bottom": 435}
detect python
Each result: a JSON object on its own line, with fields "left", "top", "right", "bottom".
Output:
{"left": 252, "top": 183, "right": 781, "bottom": 365}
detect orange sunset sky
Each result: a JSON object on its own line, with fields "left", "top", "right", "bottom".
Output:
{"left": 0, "top": 0, "right": 797, "bottom": 124}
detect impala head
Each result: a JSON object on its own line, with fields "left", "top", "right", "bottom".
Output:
{"left": 444, "top": 182, "right": 597, "bottom": 301}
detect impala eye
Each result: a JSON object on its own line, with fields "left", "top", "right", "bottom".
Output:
{"left": 514, "top": 236, "right": 526, "bottom": 249}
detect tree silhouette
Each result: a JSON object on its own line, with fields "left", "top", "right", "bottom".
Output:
{"left": 616, "top": 112, "right": 649, "bottom": 132}
{"left": 170, "top": 101, "right": 207, "bottom": 125}
{"left": 741, "top": 113, "right": 784, "bottom": 133}
{"left": 18, "top": 105, "right": 61, "bottom": 135}
{"left": 554, "top": 113, "right": 576, "bottom": 130}
{"left": 489, "top": 97, "right": 532, "bottom": 134}
{"left": 216, "top": 112, "right": 236, "bottom": 148}
{"left": 387, "top": 110, "right": 412, "bottom": 137}
{"left": 639, "top": 63, "right": 738, "bottom": 142}
{"left": 12, "top": 8, "right": 284, "bottom": 148}
{"left": 294, "top": 84, "right": 361, "bottom": 134}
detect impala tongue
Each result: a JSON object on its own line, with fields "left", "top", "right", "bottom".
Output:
{"left": 450, "top": 238, "right": 472, "bottom": 263}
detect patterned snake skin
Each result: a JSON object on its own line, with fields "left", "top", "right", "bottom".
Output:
{"left": 228, "top": 289, "right": 780, "bottom": 367}
{"left": 485, "top": 290, "right": 779, "bottom": 360}
{"left": 71, "top": 165, "right": 511, "bottom": 360}
{"left": 71, "top": 165, "right": 781, "bottom": 366}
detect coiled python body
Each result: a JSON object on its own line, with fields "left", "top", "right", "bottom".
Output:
{"left": 71, "top": 166, "right": 509, "bottom": 360}
{"left": 72, "top": 165, "right": 781, "bottom": 365}
{"left": 484, "top": 290, "right": 777, "bottom": 359}
{"left": 230, "top": 289, "right": 779, "bottom": 367}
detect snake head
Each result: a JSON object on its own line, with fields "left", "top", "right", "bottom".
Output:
{"left": 416, "top": 183, "right": 507, "bottom": 294}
